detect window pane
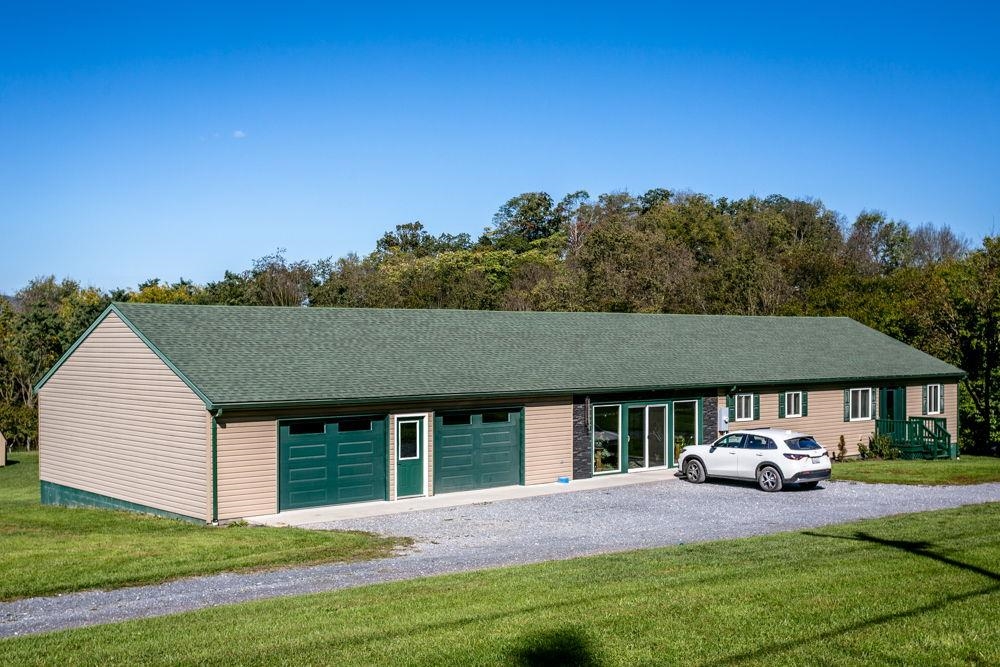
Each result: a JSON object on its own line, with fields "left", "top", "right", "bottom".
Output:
{"left": 337, "top": 418, "right": 372, "bottom": 432}
{"left": 481, "top": 411, "right": 511, "bottom": 423}
{"left": 628, "top": 407, "right": 645, "bottom": 469}
{"left": 442, "top": 413, "right": 472, "bottom": 426}
{"left": 593, "top": 406, "right": 620, "bottom": 473}
{"left": 787, "top": 392, "right": 801, "bottom": 416}
{"left": 673, "top": 401, "right": 697, "bottom": 457}
{"left": 289, "top": 420, "right": 325, "bottom": 435}
{"left": 737, "top": 394, "right": 752, "bottom": 420}
{"left": 398, "top": 421, "right": 418, "bottom": 459}
{"left": 648, "top": 406, "right": 667, "bottom": 467}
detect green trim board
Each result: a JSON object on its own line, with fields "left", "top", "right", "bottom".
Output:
{"left": 40, "top": 480, "right": 205, "bottom": 524}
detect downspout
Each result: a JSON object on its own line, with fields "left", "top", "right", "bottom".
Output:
{"left": 211, "top": 410, "right": 221, "bottom": 524}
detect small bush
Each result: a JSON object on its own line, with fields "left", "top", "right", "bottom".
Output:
{"left": 867, "top": 435, "right": 901, "bottom": 460}
{"left": 857, "top": 440, "right": 870, "bottom": 460}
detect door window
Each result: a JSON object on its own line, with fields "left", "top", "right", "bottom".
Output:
{"left": 398, "top": 420, "right": 420, "bottom": 460}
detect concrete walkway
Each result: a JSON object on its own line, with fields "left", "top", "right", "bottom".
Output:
{"left": 248, "top": 467, "right": 680, "bottom": 525}
{"left": 3, "top": 477, "right": 1000, "bottom": 639}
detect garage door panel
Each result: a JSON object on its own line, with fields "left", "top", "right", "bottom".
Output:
{"left": 434, "top": 409, "right": 521, "bottom": 494}
{"left": 288, "top": 443, "right": 327, "bottom": 460}
{"left": 289, "top": 466, "right": 327, "bottom": 483}
{"left": 279, "top": 417, "right": 387, "bottom": 510}
{"left": 290, "top": 489, "right": 327, "bottom": 505}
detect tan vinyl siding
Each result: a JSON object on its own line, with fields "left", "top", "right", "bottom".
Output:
{"left": 37, "top": 312, "right": 209, "bottom": 520}
{"left": 215, "top": 416, "right": 277, "bottom": 520}
{"left": 524, "top": 397, "right": 573, "bottom": 485}
{"left": 906, "top": 382, "right": 959, "bottom": 441}
{"left": 724, "top": 385, "right": 877, "bottom": 457}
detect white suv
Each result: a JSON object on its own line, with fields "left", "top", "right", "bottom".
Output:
{"left": 678, "top": 428, "right": 831, "bottom": 492}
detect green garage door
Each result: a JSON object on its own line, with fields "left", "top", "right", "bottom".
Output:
{"left": 434, "top": 409, "right": 522, "bottom": 494}
{"left": 279, "top": 416, "right": 387, "bottom": 510}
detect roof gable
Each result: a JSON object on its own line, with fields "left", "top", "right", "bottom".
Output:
{"left": 92, "top": 303, "right": 964, "bottom": 410}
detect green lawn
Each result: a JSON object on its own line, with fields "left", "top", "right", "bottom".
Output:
{"left": 832, "top": 454, "right": 1000, "bottom": 485}
{"left": 2, "top": 504, "right": 997, "bottom": 666}
{"left": 0, "top": 452, "right": 407, "bottom": 601}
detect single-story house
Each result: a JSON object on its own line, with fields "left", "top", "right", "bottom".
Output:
{"left": 35, "top": 303, "right": 963, "bottom": 523}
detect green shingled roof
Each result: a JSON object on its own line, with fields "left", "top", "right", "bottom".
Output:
{"left": 56, "top": 303, "right": 959, "bottom": 410}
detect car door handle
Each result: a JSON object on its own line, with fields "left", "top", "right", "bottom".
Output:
{"left": 755, "top": 453, "right": 763, "bottom": 457}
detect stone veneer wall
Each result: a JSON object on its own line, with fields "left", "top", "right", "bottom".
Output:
{"left": 572, "top": 398, "right": 593, "bottom": 479}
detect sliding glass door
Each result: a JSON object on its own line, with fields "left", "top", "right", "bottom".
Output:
{"left": 594, "top": 400, "right": 699, "bottom": 474}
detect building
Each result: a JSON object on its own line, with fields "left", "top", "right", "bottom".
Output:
{"left": 34, "top": 303, "right": 963, "bottom": 523}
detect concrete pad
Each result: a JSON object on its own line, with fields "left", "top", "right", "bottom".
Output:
{"left": 248, "top": 468, "right": 682, "bottom": 526}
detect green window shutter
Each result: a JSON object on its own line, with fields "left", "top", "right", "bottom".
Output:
{"left": 802, "top": 391, "right": 809, "bottom": 417}
{"left": 922, "top": 385, "right": 928, "bottom": 415}
{"left": 871, "top": 389, "right": 878, "bottom": 420}
{"left": 939, "top": 385, "right": 944, "bottom": 412}
{"left": 843, "top": 389, "right": 850, "bottom": 422}
{"left": 778, "top": 392, "right": 786, "bottom": 419}
{"left": 726, "top": 395, "right": 735, "bottom": 424}
{"left": 753, "top": 394, "right": 760, "bottom": 421}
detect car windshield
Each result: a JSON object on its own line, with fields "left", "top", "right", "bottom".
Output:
{"left": 785, "top": 436, "right": 822, "bottom": 450}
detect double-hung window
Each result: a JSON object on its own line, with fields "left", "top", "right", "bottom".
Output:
{"left": 926, "top": 384, "right": 942, "bottom": 415}
{"left": 735, "top": 393, "right": 754, "bottom": 422}
{"left": 849, "top": 388, "right": 872, "bottom": 421}
{"left": 784, "top": 391, "right": 802, "bottom": 418}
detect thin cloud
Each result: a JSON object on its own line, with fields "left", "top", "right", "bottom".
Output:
{"left": 232, "top": 130, "right": 247, "bottom": 139}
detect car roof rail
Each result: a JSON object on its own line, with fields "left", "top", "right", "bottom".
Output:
{"left": 744, "top": 427, "right": 773, "bottom": 431}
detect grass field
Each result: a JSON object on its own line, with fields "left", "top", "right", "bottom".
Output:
{"left": 2, "top": 503, "right": 997, "bottom": 665}
{"left": 0, "top": 452, "right": 407, "bottom": 601}
{"left": 832, "top": 454, "right": 1000, "bottom": 486}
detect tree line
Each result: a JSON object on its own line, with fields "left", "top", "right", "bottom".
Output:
{"left": 2, "top": 188, "right": 997, "bottom": 454}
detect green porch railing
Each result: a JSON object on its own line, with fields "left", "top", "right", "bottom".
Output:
{"left": 875, "top": 417, "right": 952, "bottom": 460}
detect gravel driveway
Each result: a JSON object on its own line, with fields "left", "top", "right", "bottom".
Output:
{"left": 3, "top": 478, "right": 1000, "bottom": 639}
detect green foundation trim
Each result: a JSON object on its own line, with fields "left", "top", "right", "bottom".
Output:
{"left": 40, "top": 480, "right": 205, "bottom": 524}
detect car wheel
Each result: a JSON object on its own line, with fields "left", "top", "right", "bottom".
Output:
{"left": 798, "top": 481, "right": 819, "bottom": 490}
{"left": 684, "top": 459, "right": 706, "bottom": 484}
{"left": 757, "top": 465, "right": 783, "bottom": 492}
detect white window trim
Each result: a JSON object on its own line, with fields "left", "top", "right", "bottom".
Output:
{"left": 849, "top": 387, "right": 872, "bottom": 422}
{"left": 785, "top": 391, "right": 802, "bottom": 418}
{"left": 735, "top": 393, "right": 754, "bottom": 422}
{"left": 926, "top": 384, "right": 942, "bottom": 415}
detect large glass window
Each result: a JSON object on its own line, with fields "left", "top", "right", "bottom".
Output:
{"left": 926, "top": 384, "right": 942, "bottom": 414}
{"left": 593, "top": 405, "right": 621, "bottom": 473}
{"left": 850, "top": 388, "right": 872, "bottom": 421}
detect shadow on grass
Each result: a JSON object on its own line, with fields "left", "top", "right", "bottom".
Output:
{"left": 704, "top": 530, "right": 1000, "bottom": 665}
{"left": 803, "top": 530, "right": 1000, "bottom": 583}
{"left": 513, "top": 627, "right": 603, "bottom": 666}
{"left": 1, "top": 458, "right": 19, "bottom": 467}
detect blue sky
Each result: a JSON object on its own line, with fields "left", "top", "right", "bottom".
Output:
{"left": 2, "top": 2, "right": 998, "bottom": 294}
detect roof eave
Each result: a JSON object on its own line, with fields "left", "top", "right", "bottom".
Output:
{"left": 210, "top": 370, "right": 966, "bottom": 412}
